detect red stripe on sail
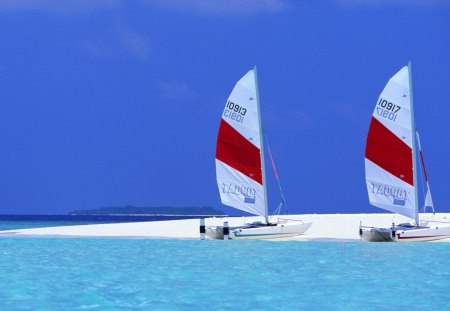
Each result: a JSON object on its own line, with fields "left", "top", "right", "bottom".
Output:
{"left": 216, "top": 119, "right": 262, "bottom": 185}
{"left": 365, "top": 117, "right": 413, "bottom": 186}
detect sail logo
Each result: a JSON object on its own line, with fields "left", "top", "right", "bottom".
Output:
{"left": 393, "top": 198, "right": 406, "bottom": 206}
{"left": 244, "top": 197, "right": 256, "bottom": 204}
{"left": 370, "top": 182, "right": 408, "bottom": 205}
{"left": 376, "top": 97, "right": 401, "bottom": 122}
{"left": 221, "top": 182, "right": 256, "bottom": 204}
{"left": 223, "top": 101, "right": 247, "bottom": 124}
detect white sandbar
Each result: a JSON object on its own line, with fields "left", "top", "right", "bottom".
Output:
{"left": 1, "top": 213, "right": 450, "bottom": 241}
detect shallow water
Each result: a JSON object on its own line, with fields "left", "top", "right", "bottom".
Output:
{"left": 0, "top": 215, "right": 201, "bottom": 231}
{"left": 1, "top": 237, "right": 449, "bottom": 310}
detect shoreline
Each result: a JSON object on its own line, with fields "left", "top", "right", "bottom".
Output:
{"left": 1, "top": 213, "right": 450, "bottom": 242}
{"left": 0, "top": 214, "right": 227, "bottom": 217}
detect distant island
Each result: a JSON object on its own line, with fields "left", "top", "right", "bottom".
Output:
{"left": 69, "top": 205, "right": 226, "bottom": 216}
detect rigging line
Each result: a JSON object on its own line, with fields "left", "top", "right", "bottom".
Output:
{"left": 416, "top": 130, "right": 435, "bottom": 214}
{"left": 416, "top": 132, "right": 427, "bottom": 213}
{"left": 273, "top": 202, "right": 282, "bottom": 215}
{"left": 264, "top": 132, "right": 288, "bottom": 214}
{"left": 418, "top": 161, "right": 427, "bottom": 214}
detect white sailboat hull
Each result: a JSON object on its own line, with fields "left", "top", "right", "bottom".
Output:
{"left": 206, "top": 221, "right": 312, "bottom": 240}
{"left": 360, "top": 224, "right": 450, "bottom": 242}
{"left": 231, "top": 222, "right": 312, "bottom": 240}
{"left": 395, "top": 225, "right": 450, "bottom": 242}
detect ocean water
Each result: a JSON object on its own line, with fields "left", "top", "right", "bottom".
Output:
{"left": 1, "top": 221, "right": 450, "bottom": 310}
{"left": 0, "top": 215, "right": 202, "bottom": 231}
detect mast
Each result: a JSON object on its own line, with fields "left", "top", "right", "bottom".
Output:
{"left": 408, "top": 61, "right": 420, "bottom": 225}
{"left": 253, "top": 66, "right": 269, "bottom": 223}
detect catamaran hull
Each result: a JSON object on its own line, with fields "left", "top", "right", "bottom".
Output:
{"left": 359, "top": 227, "right": 395, "bottom": 242}
{"left": 206, "top": 222, "right": 312, "bottom": 240}
{"left": 395, "top": 226, "right": 450, "bottom": 242}
{"left": 360, "top": 225, "right": 450, "bottom": 242}
{"left": 231, "top": 222, "right": 312, "bottom": 240}
{"left": 205, "top": 227, "right": 226, "bottom": 240}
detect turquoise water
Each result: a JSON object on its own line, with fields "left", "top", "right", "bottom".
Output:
{"left": 0, "top": 215, "right": 200, "bottom": 231}
{"left": 1, "top": 237, "right": 449, "bottom": 310}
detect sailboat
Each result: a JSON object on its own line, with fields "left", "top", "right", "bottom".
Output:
{"left": 206, "top": 67, "right": 312, "bottom": 240}
{"left": 360, "top": 62, "right": 450, "bottom": 242}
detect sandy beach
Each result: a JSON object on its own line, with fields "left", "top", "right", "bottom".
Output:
{"left": 1, "top": 213, "right": 450, "bottom": 242}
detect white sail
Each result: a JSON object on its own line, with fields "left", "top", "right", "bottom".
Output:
{"left": 365, "top": 66, "right": 416, "bottom": 219}
{"left": 215, "top": 70, "right": 266, "bottom": 217}
{"left": 424, "top": 181, "right": 434, "bottom": 211}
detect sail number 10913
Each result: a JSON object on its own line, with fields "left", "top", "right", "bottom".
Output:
{"left": 226, "top": 101, "right": 247, "bottom": 116}
{"left": 223, "top": 101, "right": 247, "bottom": 124}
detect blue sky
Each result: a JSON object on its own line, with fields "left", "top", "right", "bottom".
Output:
{"left": 0, "top": 0, "right": 449, "bottom": 215}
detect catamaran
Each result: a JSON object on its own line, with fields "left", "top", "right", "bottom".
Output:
{"left": 360, "top": 62, "right": 450, "bottom": 242}
{"left": 206, "top": 67, "right": 312, "bottom": 240}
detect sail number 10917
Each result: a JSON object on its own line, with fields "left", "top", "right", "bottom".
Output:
{"left": 376, "top": 98, "right": 402, "bottom": 122}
